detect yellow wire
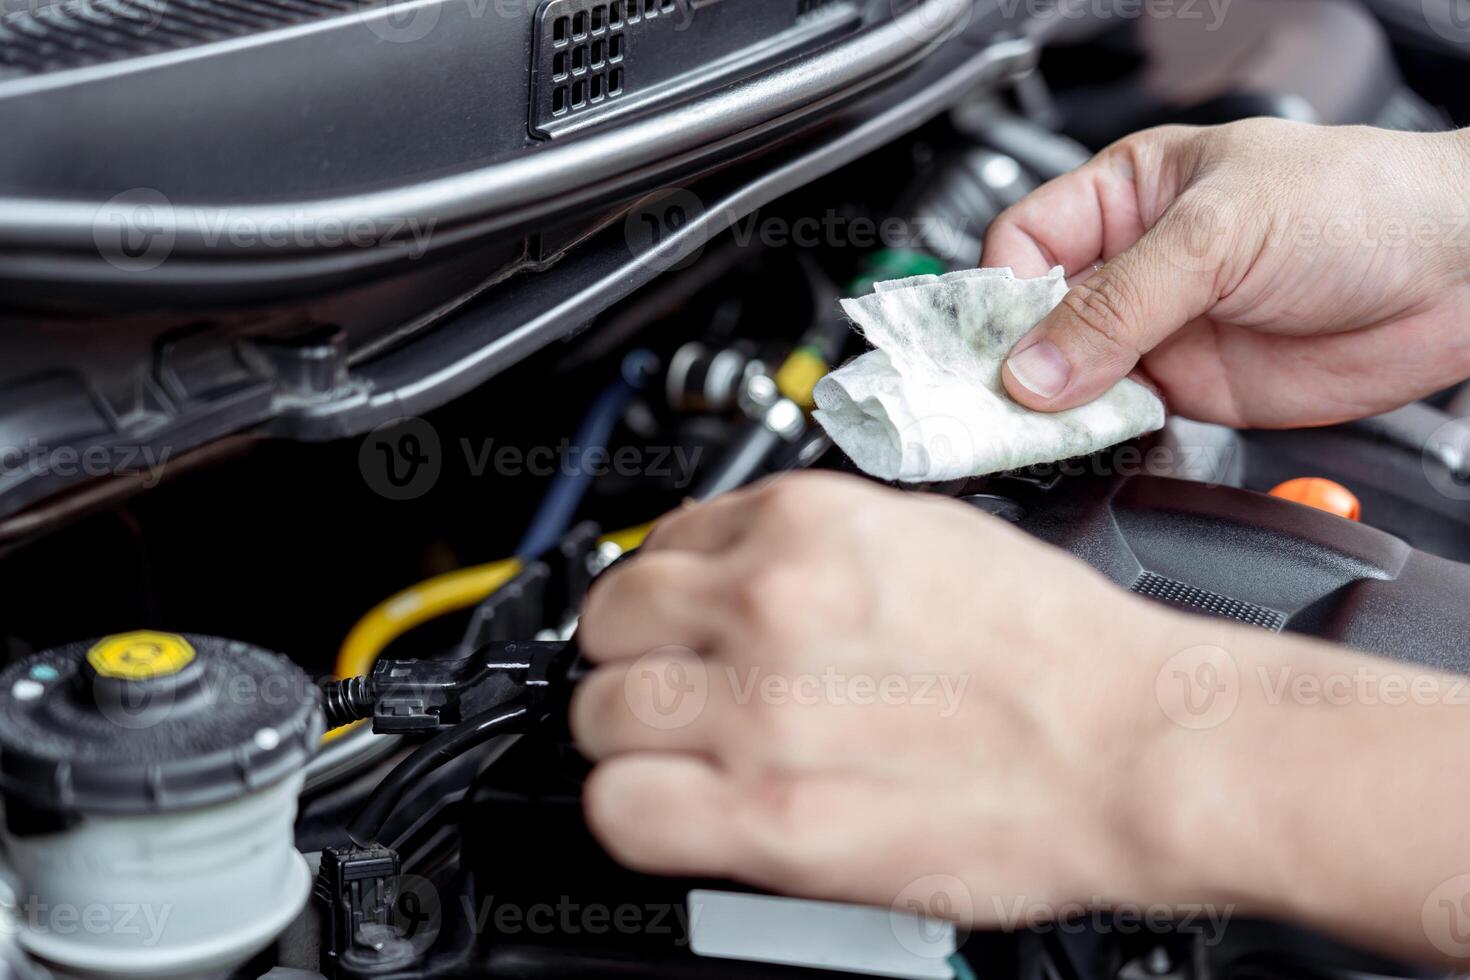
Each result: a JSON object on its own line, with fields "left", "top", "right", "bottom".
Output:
{"left": 324, "top": 522, "right": 655, "bottom": 741}
{"left": 334, "top": 558, "right": 524, "bottom": 680}
{"left": 600, "top": 520, "right": 656, "bottom": 554}
{"left": 329, "top": 341, "right": 815, "bottom": 740}
{"left": 324, "top": 558, "right": 522, "bottom": 741}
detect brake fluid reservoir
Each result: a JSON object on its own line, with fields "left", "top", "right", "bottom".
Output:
{"left": 0, "top": 632, "right": 322, "bottom": 979}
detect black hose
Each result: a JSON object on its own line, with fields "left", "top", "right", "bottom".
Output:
{"left": 347, "top": 704, "right": 530, "bottom": 846}
{"left": 322, "top": 675, "right": 377, "bottom": 730}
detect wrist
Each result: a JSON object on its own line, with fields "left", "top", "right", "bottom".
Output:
{"left": 1421, "top": 129, "right": 1470, "bottom": 289}
{"left": 1115, "top": 614, "right": 1308, "bottom": 913}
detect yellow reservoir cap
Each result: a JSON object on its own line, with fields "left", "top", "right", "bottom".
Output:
{"left": 86, "top": 631, "right": 197, "bottom": 680}
{"left": 773, "top": 347, "right": 829, "bottom": 411}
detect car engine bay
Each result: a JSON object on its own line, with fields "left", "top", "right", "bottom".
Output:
{"left": 4, "top": 0, "right": 1470, "bottom": 977}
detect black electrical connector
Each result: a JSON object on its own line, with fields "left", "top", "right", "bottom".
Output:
{"left": 324, "top": 635, "right": 593, "bottom": 846}
{"left": 312, "top": 535, "right": 623, "bottom": 975}
{"left": 321, "top": 639, "right": 571, "bottom": 733}
{"left": 316, "top": 843, "right": 413, "bottom": 978}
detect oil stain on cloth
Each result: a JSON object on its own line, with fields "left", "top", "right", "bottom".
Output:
{"left": 812, "top": 267, "right": 1164, "bottom": 482}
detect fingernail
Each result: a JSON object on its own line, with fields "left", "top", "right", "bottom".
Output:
{"left": 1006, "top": 341, "right": 1071, "bottom": 399}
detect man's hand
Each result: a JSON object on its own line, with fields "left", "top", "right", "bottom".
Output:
{"left": 985, "top": 119, "right": 1470, "bottom": 427}
{"left": 572, "top": 473, "right": 1187, "bottom": 917}
{"left": 573, "top": 473, "right": 1470, "bottom": 967}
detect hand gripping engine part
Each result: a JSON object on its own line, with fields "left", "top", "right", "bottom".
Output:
{"left": 0, "top": 632, "right": 323, "bottom": 979}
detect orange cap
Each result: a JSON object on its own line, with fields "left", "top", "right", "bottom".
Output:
{"left": 1268, "top": 477, "right": 1361, "bottom": 521}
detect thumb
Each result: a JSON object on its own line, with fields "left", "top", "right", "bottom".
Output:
{"left": 1001, "top": 191, "right": 1230, "bottom": 411}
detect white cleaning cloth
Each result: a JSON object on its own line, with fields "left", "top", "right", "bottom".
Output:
{"left": 811, "top": 266, "right": 1165, "bottom": 482}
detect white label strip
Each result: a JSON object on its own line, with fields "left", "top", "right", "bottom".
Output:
{"left": 688, "top": 889, "right": 957, "bottom": 979}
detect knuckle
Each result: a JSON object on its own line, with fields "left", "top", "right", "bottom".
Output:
{"left": 758, "top": 780, "right": 821, "bottom": 842}
{"left": 986, "top": 201, "right": 1024, "bottom": 242}
{"left": 754, "top": 478, "right": 817, "bottom": 525}
{"left": 754, "top": 698, "right": 817, "bottom": 749}
{"left": 621, "top": 556, "right": 691, "bottom": 614}
{"left": 743, "top": 782, "right": 845, "bottom": 891}
{"left": 1060, "top": 277, "right": 1137, "bottom": 356}
{"left": 1162, "top": 192, "right": 1225, "bottom": 231}
{"left": 1131, "top": 123, "right": 1199, "bottom": 150}
{"left": 1104, "top": 127, "right": 1173, "bottom": 173}
{"left": 749, "top": 472, "right": 874, "bottom": 533}
{"left": 642, "top": 564, "right": 696, "bottom": 619}
{"left": 582, "top": 562, "right": 644, "bottom": 623}
{"left": 733, "top": 562, "right": 808, "bottom": 635}
{"left": 582, "top": 762, "right": 633, "bottom": 848}
{"left": 578, "top": 575, "right": 621, "bottom": 648}
{"left": 566, "top": 668, "right": 612, "bottom": 750}
{"left": 639, "top": 510, "right": 686, "bottom": 551}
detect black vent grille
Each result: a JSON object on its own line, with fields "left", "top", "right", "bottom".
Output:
{"left": 1129, "top": 571, "right": 1286, "bottom": 632}
{"left": 1, "top": 0, "right": 358, "bottom": 77}
{"left": 531, "top": 0, "right": 651, "bottom": 135}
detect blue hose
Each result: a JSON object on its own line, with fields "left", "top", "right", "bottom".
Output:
{"left": 515, "top": 350, "right": 656, "bottom": 559}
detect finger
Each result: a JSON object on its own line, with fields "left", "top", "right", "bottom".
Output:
{"left": 579, "top": 551, "right": 726, "bottom": 663}
{"left": 588, "top": 759, "right": 957, "bottom": 905}
{"left": 641, "top": 492, "right": 755, "bottom": 555}
{"left": 583, "top": 754, "right": 747, "bottom": 879}
{"left": 1001, "top": 185, "right": 1232, "bottom": 412}
{"left": 980, "top": 142, "right": 1150, "bottom": 277}
{"left": 570, "top": 650, "right": 730, "bottom": 760}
